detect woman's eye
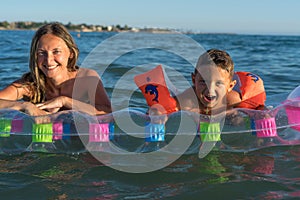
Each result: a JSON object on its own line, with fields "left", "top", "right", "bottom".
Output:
{"left": 37, "top": 51, "right": 45, "bottom": 56}
{"left": 53, "top": 50, "right": 61, "bottom": 54}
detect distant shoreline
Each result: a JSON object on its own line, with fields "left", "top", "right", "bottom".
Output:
{"left": 1, "top": 21, "right": 298, "bottom": 36}
{"left": 0, "top": 20, "right": 178, "bottom": 33}
{"left": 0, "top": 20, "right": 239, "bottom": 35}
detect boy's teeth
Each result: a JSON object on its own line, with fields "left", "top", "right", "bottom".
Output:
{"left": 205, "top": 95, "right": 215, "bottom": 101}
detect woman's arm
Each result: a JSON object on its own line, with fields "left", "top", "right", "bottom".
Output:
{"left": 0, "top": 84, "right": 20, "bottom": 102}
{"left": 0, "top": 83, "right": 49, "bottom": 116}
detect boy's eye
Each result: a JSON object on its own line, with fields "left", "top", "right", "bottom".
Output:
{"left": 216, "top": 81, "right": 224, "bottom": 86}
{"left": 198, "top": 80, "right": 206, "bottom": 85}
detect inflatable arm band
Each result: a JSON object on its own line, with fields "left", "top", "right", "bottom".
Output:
{"left": 134, "top": 65, "right": 178, "bottom": 114}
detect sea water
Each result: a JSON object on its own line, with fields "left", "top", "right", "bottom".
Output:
{"left": 0, "top": 30, "right": 300, "bottom": 199}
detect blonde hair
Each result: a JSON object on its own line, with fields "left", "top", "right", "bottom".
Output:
{"left": 23, "top": 22, "right": 79, "bottom": 103}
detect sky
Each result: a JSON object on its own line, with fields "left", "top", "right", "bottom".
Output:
{"left": 1, "top": 0, "right": 300, "bottom": 35}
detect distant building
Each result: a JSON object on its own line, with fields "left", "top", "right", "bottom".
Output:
{"left": 107, "top": 26, "right": 113, "bottom": 32}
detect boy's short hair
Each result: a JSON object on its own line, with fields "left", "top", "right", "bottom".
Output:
{"left": 195, "top": 49, "right": 234, "bottom": 79}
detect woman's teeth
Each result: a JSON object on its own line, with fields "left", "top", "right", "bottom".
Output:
{"left": 47, "top": 65, "right": 57, "bottom": 70}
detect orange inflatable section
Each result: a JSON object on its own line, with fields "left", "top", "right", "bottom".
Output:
{"left": 235, "top": 71, "right": 266, "bottom": 109}
{"left": 134, "top": 65, "right": 178, "bottom": 114}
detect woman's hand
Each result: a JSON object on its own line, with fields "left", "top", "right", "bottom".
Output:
{"left": 11, "top": 101, "right": 49, "bottom": 116}
{"left": 36, "top": 96, "right": 66, "bottom": 114}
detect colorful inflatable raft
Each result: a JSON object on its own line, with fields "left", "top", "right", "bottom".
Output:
{"left": 0, "top": 63, "right": 300, "bottom": 157}
{"left": 0, "top": 95, "right": 299, "bottom": 156}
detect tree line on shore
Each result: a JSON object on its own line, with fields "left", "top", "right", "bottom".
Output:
{"left": 0, "top": 21, "right": 171, "bottom": 33}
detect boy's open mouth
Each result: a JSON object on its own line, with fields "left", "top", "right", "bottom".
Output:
{"left": 203, "top": 94, "right": 216, "bottom": 102}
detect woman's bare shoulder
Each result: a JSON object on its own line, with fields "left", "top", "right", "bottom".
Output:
{"left": 77, "top": 68, "right": 99, "bottom": 77}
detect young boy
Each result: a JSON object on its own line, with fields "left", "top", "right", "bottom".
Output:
{"left": 173, "top": 49, "right": 231, "bottom": 114}
{"left": 135, "top": 49, "right": 266, "bottom": 115}
{"left": 175, "top": 49, "right": 266, "bottom": 114}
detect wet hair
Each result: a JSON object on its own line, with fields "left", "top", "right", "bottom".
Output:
{"left": 195, "top": 49, "right": 234, "bottom": 79}
{"left": 22, "top": 22, "right": 79, "bottom": 103}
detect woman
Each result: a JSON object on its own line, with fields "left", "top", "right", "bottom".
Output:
{"left": 0, "top": 22, "right": 111, "bottom": 116}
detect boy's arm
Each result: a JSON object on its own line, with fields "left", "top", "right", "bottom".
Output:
{"left": 227, "top": 90, "right": 242, "bottom": 108}
{"left": 174, "top": 87, "right": 199, "bottom": 112}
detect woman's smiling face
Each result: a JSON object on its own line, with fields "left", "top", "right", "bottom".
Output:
{"left": 37, "top": 33, "right": 72, "bottom": 79}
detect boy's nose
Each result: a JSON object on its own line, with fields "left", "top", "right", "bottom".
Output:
{"left": 206, "top": 82, "right": 215, "bottom": 93}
